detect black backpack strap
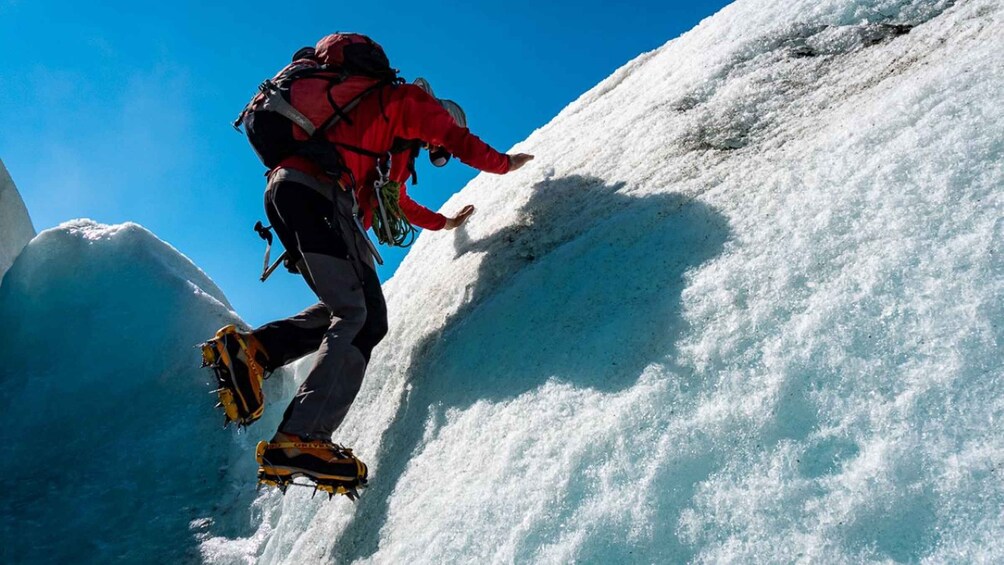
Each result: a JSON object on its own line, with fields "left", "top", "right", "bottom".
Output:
{"left": 330, "top": 141, "right": 385, "bottom": 159}
{"left": 407, "top": 143, "right": 420, "bottom": 185}
{"left": 386, "top": 139, "right": 421, "bottom": 184}
{"left": 324, "top": 86, "right": 355, "bottom": 127}
{"left": 312, "top": 79, "right": 393, "bottom": 139}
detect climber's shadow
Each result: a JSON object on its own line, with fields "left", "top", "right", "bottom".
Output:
{"left": 330, "top": 174, "right": 730, "bottom": 560}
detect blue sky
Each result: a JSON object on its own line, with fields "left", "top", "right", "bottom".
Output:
{"left": 0, "top": 0, "right": 731, "bottom": 327}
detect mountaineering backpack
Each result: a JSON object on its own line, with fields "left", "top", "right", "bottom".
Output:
{"left": 233, "top": 33, "right": 400, "bottom": 178}
{"left": 236, "top": 33, "right": 408, "bottom": 278}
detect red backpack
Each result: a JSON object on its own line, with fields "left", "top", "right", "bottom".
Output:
{"left": 233, "top": 33, "right": 400, "bottom": 177}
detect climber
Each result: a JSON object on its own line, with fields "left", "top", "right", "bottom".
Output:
{"left": 201, "top": 32, "right": 534, "bottom": 499}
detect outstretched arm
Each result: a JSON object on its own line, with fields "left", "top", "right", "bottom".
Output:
{"left": 396, "top": 85, "right": 533, "bottom": 174}
{"left": 398, "top": 183, "right": 477, "bottom": 231}
{"left": 391, "top": 86, "right": 534, "bottom": 231}
{"left": 398, "top": 183, "right": 447, "bottom": 230}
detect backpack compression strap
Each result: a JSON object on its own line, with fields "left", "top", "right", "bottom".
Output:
{"left": 259, "top": 80, "right": 317, "bottom": 136}
{"left": 311, "top": 79, "right": 394, "bottom": 141}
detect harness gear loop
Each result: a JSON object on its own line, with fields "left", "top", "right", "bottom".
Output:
{"left": 350, "top": 184, "right": 384, "bottom": 265}
{"left": 372, "top": 153, "right": 394, "bottom": 245}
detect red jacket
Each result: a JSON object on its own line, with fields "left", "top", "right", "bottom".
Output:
{"left": 274, "top": 77, "right": 510, "bottom": 231}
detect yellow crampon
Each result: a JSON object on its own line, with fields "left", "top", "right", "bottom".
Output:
{"left": 201, "top": 324, "right": 270, "bottom": 428}
{"left": 255, "top": 440, "right": 369, "bottom": 501}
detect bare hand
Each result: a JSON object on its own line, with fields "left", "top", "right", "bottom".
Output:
{"left": 445, "top": 205, "right": 476, "bottom": 230}
{"left": 508, "top": 153, "right": 535, "bottom": 171}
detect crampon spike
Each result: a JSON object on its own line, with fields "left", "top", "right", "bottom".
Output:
{"left": 202, "top": 326, "right": 267, "bottom": 429}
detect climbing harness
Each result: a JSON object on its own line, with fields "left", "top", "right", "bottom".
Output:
{"left": 349, "top": 187, "right": 384, "bottom": 265}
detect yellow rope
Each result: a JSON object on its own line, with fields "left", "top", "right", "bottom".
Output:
{"left": 372, "top": 181, "right": 418, "bottom": 247}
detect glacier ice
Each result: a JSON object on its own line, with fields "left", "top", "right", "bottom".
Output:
{"left": 0, "top": 220, "right": 297, "bottom": 563}
{"left": 201, "top": 0, "right": 1004, "bottom": 562}
{"left": 0, "top": 158, "right": 35, "bottom": 283}
{"left": 0, "top": 0, "right": 999, "bottom": 562}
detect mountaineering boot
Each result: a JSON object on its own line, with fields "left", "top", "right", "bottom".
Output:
{"left": 256, "top": 433, "right": 368, "bottom": 500}
{"left": 201, "top": 324, "right": 270, "bottom": 428}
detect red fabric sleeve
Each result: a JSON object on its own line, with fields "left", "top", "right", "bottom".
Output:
{"left": 395, "top": 85, "right": 511, "bottom": 175}
{"left": 398, "top": 183, "right": 448, "bottom": 230}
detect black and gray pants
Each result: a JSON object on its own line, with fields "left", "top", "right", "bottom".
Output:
{"left": 252, "top": 170, "right": 388, "bottom": 441}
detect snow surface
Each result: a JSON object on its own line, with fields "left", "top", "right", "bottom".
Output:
{"left": 0, "top": 220, "right": 297, "bottom": 563}
{"left": 1, "top": 0, "right": 998, "bottom": 561}
{"left": 201, "top": 0, "right": 1004, "bottom": 562}
{"left": 0, "top": 158, "right": 35, "bottom": 282}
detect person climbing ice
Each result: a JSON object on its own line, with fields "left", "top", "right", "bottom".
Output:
{"left": 200, "top": 32, "right": 533, "bottom": 499}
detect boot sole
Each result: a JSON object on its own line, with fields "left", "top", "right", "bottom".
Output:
{"left": 255, "top": 441, "right": 367, "bottom": 483}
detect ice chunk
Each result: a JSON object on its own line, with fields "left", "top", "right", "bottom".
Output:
{"left": 0, "top": 220, "right": 295, "bottom": 563}
{"left": 0, "top": 158, "right": 35, "bottom": 282}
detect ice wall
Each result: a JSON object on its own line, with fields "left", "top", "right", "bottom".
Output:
{"left": 0, "top": 158, "right": 35, "bottom": 282}
{"left": 0, "top": 220, "right": 296, "bottom": 563}
{"left": 203, "top": 0, "right": 1003, "bottom": 562}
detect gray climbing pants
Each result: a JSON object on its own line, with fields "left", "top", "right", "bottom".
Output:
{"left": 252, "top": 170, "right": 388, "bottom": 440}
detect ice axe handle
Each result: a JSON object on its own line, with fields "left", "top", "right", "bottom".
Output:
{"left": 260, "top": 251, "right": 286, "bottom": 282}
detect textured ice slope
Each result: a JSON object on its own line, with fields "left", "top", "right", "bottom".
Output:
{"left": 0, "top": 158, "right": 35, "bottom": 282}
{"left": 206, "top": 0, "right": 1003, "bottom": 562}
{"left": 0, "top": 220, "right": 296, "bottom": 563}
